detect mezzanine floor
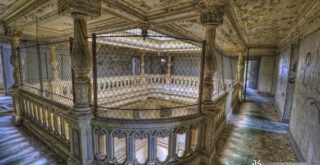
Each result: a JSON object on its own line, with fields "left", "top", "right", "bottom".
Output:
{"left": 0, "top": 114, "right": 63, "bottom": 165}
{"left": 215, "top": 88, "right": 297, "bottom": 165}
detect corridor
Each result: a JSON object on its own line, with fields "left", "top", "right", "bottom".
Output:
{"left": 0, "top": 114, "right": 63, "bottom": 165}
{"left": 215, "top": 88, "right": 298, "bottom": 165}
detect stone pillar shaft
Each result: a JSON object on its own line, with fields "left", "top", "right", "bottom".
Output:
{"left": 71, "top": 13, "right": 92, "bottom": 113}
{"left": 199, "top": 4, "right": 227, "bottom": 164}
{"left": 141, "top": 53, "right": 145, "bottom": 74}
{"left": 8, "top": 27, "right": 23, "bottom": 125}
{"left": 167, "top": 55, "right": 172, "bottom": 84}
{"left": 167, "top": 55, "right": 172, "bottom": 75}
{"left": 202, "top": 25, "right": 218, "bottom": 102}
{"left": 49, "top": 44, "right": 59, "bottom": 81}
{"left": 10, "top": 37, "right": 21, "bottom": 89}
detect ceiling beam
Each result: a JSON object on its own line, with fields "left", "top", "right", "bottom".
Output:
{"left": 224, "top": 7, "right": 247, "bottom": 48}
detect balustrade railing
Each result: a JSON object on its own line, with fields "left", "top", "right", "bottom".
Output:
{"left": 19, "top": 90, "right": 71, "bottom": 156}
{"left": 91, "top": 113, "right": 203, "bottom": 165}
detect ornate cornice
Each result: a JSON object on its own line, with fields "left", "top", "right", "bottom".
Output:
{"left": 58, "top": 0, "right": 101, "bottom": 17}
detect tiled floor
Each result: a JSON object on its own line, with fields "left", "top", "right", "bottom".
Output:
{"left": 215, "top": 88, "right": 297, "bottom": 165}
{"left": 0, "top": 95, "right": 12, "bottom": 114}
{"left": 0, "top": 115, "right": 64, "bottom": 165}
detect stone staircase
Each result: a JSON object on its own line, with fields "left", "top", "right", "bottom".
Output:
{"left": 0, "top": 115, "right": 64, "bottom": 165}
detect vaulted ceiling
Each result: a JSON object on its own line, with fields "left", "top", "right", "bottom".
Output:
{"left": 0, "top": 0, "right": 319, "bottom": 55}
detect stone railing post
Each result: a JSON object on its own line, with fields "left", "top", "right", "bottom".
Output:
{"left": 147, "top": 131, "right": 157, "bottom": 164}
{"left": 7, "top": 27, "right": 23, "bottom": 125}
{"left": 237, "top": 52, "right": 244, "bottom": 101}
{"left": 168, "top": 130, "right": 177, "bottom": 163}
{"left": 199, "top": 3, "right": 227, "bottom": 165}
{"left": 58, "top": 0, "right": 101, "bottom": 164}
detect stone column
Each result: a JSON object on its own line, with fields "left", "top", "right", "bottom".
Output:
{"left": 66, "top": 13, "right": 94, "bottom": 165}
{"left": 71, "top": 13, "right": 92, "bottom": 114}
{"left": 8, "top": 27, "right": 23, "bottom": 125}
{"left": 141, "top": 52, "right": 147, "bottom": 84}
{"left": 237, "top": 52, "right": 244, "bottom": 101}
{"left": 200, "top": 6, "right": 225, "bottom": 102}
{"left": 9, "top": 28, "right": 22, "bottom": 89}
{"left": 48, "top": 44, "right": 58, "bottom": 98}
{"left": 57, "top": 1, "right": 101, "bottom": 164}
{"left": 167, "top": 55, "right": 172, "bottom": 84}
{"left": 49, "top": 44, "right": 59, "bottom": 81}
{"left": 199, "top": 4, "right": 227, "bottom": 165}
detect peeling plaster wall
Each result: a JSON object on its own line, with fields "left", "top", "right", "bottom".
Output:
{"left": 275, "top": 47, "right": 291, "bottom": 118}
{"left": 282, "top": 42, "right": 300, "bottom": 123}
{"left": 258, "top": 56, "right": 276, "bottom": 95}
{"left": 288, "top": 29, "right": 320, "bottom": 164}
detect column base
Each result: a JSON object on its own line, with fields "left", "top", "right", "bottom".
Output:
{"left": 72, "top": 105, "right": 92, "bottom": 115}
{"left": 11, "top": 113, "right": 22, "bottom": 126}
{"left": 64, "top": 112, "right": 94, "bottom": 165}
{"left": 200, "top": 147, "right": 217, "bottom": 165}
{"left": 201, "top": 101, "right": 218, "bottom": 114}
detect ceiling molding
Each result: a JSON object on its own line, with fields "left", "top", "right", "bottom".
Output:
{"left": 3, "top": 0, "right": 50, "bottom": 26}
{"left": 224, "top": 7, "right": 247, "bottom": 47}
{"left": 278, "top": 0, "right": 320, "bottom": 51}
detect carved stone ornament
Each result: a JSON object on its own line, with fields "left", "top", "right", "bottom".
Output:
{"left": 0, "top": 4, "right": 6, "bottom": 15}
{"left": 155, "top": 129, "right": 170, "bottom": 138}
{"left": 58, "top": 0, "right": 101, "bottom": 16}
{"left": 112, "top": 129, "right": 126, "bottom": 138}
{"left": 7, "top": 27, "right": 23, "bottom": 89}
{"left": 175, "top": 126, "right": 188, "bottom": 134}
{"left": 200, "top": 5, "right": 227, "bottom": 26}
{"left": 94, "top": 127, "right": 106, "bottom": 135}
{"left": 134, "top": 130, "right": 148, "bottom": 139}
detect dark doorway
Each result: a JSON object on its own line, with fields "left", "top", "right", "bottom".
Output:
{"left": 243, "top": 57, "right": 261, "bottom": 101}
{"left": 248, "top": 60, "right": 260, "bottom": 89}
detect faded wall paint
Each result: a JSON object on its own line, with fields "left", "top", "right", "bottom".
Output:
{"left": 282, "top": 42, "right": 300, "bottom": 123}
{"left": 275, "top": 47, "right": 291, "bottom": 118}
{"left": 258, "top": 56, "right": 276, "bottom": 94}
{"left": 289, "top": 29, "right": 320, "bottom": 164}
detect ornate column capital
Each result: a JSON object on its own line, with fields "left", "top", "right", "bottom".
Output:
{"left": 200, "top": 4, "right": 228, "bottom": 27}
{"left": 5, "top": 26, "right": 23, "bottom": 39}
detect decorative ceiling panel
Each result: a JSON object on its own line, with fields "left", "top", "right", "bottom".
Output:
{"left": 114, "top": 0, "right": 201, "bottom": 16}
{"left": 230, "top": 0, "right": 312, "bottom": 46}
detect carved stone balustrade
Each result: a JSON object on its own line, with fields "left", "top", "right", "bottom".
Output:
{"left": 91, "top": 113, "right": 203, "bottom": 165}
